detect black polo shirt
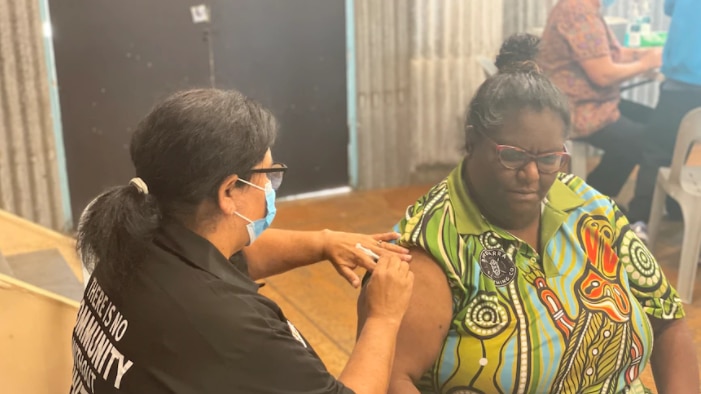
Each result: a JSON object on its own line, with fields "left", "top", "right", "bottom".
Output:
{"left": 69, "top": 221, "right": 353, "bottom": 394}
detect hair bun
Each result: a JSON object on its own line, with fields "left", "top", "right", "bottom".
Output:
{"left": 495, "top": 33, "right": 541, "bottom": 75}
{"left": 499, "top": 60, "right": 542, "bottom": 75}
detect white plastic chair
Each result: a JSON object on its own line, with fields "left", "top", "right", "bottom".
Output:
{"left": 565, "top": 140, "right": 589, "bottom": 180}
{"left": 647, "top": 107, "right": 701, "bottom": 303}
{"left": 565, "top": 140, "right": 590, "bottom": 179}
{"left": 476, "top": 56, "right": 498, "bottom": 78}
{"left": 527, "top": 27, "right": 545, "bottom": 37}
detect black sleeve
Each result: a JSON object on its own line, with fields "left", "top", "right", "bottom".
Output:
{"left": 229, "top": 251, "right": 249, "bottom": 276}
{"left": 193, "top": 291, "right": 355, "bottom": 394}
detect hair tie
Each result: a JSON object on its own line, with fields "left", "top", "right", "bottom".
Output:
{"left": 129, "top": 177, "right": 149, "bottom": 195}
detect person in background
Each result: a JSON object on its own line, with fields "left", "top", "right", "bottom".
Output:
{"left": 359, "top": 34, "right": 698, "bottom": 394}
{"left": 626, "top": 0, "right": 701, "bottom": 242}
{"left": 71, "top": 88, "right": 414, "bottom": 394}
{"left": 538, "top": 0, "right": 662, "bottom": 199}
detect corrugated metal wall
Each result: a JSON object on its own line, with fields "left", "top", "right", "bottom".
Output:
{"left": 411, "top": 0, "right": 503, "bottom": 170}
{"left": 0, "top": 0, "right": 673, "bottom": 201}
{"left": 0, "top": 0, "right": 66, "bottom": 230}
{"left": 503, "top": 0, "right": 558, "bottom": 37}
{"left": 355, "top": 0, "right": 503, "bottom": 189}
{"left": 355, "top": 0, "right": 413, "bottom": 189}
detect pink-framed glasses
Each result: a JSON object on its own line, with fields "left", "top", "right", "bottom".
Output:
{"left": 475, "top": 128, "right": 570, "bottom": 174}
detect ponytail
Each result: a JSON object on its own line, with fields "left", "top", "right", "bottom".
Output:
{"left": 76, "top": 181, "right": 160, "bottom": 289}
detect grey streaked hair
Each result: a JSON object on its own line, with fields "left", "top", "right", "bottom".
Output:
{"left": 465, "top": 34, "right": 571, "bottom": 144}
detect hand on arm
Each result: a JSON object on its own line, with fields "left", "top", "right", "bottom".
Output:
{"left": 244, "top": 229, "right": 411, "bottom": 284}
{"left": 324, "top": 231, "right": 412, "bottom": 288}
{"left": 357, "top": 249, "right": 453, "bottom": 394}
{"left": 338, "top": 255, "right": 414, "bottom": 394}
{"left": 648, "top": 317, "right": 700, "bottom": 394}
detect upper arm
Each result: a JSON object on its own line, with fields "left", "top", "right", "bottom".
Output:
{"left": 358, "top": 248, "right": 453, "bottom": 391}
{"left": 557, "top": 12, "right": 611, "bottom": 61}
{"left": 554, "top": 11, "right": 613, "bottom": 86}
{"left": 648, "top": 315, "right": 681, "bottom": 337}
{"left": 610, "top": 205, "right": 686, "bottom": 322}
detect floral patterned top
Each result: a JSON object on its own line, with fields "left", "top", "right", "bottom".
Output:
{"left": 538, "top": 0, "right": 623, "bottom": 137}
{"left": 396, "top": 162, "right": 685, "bottom": 393}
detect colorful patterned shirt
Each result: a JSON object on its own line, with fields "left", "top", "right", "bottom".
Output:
{"left": 397, "top": 162, "right": 685, "bottom": 394}
{"left": 538, "top": 0, "right": 623, "bottom": 137}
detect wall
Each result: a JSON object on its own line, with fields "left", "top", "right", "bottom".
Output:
{"left": 0, "top": 0, "right": 69, "bottom": 231}
{"left": 1, "top": 0, "right": 673, "bottom": 204}
{"left": 6, "top": 0, "right": 503, "bottom": 198}
{"left": 354, "top": 0, "right": 503, "bottom": 189}
{"left": 50, "top": 0, "right": 348, "bottom": 219}
{"left": 411, "top": 0, "right": 504, "bottom": 176}
{"left": 503, "top": 0, "right": 558, "bottom": 38}
{"left": 354, "top": 0, "right": 413, "bottom": 189}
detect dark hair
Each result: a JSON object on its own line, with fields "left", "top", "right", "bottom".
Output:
{"left": 494, "top": 33, "right": 541, "bottom": 73}
{"left": 466, "top": 33, "right": 571, "bottom": 144}
{"left": 77, "top": 89, "right": 277, "bottom": 288}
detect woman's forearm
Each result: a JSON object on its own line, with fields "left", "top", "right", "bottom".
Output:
{"left": 339, "top": 317, "right": 401, "bottom": 394}
{"left": 650, "top": 318, "right": 700, "bottom": 393}
{"left": 619, "top": 48, "right": 638, "bottom": 63}
{"left": 244, "top": 229, "right": 325, "bottom": 280}
{"left": 592, "top": 60, "right": 650, "bottom": 87}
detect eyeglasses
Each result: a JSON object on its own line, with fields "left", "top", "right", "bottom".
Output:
{"left": 475, "top": 129, "right": 569, "bottom": 174}
{"left": 249, "top": 162, "right": 288, "bottom": 190}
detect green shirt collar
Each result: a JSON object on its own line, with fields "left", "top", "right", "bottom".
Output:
{"left": 447, "top": 161, "right": 491, "bottom": 236}
{"left": 447, "top": 160, "right": 585, "bottom": 276}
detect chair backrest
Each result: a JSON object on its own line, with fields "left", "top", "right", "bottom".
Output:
{"left": 476, "top": 56, "right": 498, "bottom": 78}
{"left": 669, "top": 107, "right": 701, "bottom": 184}
{"left": 527, "top": 27, "right": 544, "bottom": 37}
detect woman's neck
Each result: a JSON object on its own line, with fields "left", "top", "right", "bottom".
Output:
{"left": 462, "top": 164, "right": 542, "bottom": 252}
{"left": 178, "top": 207, "right": 246, "bottom": 259}
{"left": 508, "top": 221, "right": 541, "bottom": 254}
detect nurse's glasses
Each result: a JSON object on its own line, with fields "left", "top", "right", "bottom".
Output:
{"left": 249, "top": 163, "right": 288, "bottom": 190}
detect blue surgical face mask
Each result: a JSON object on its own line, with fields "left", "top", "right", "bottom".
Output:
{"left": 234, "top": 179, "right": 277, "bottom": 245}
{"left": 602, "top": 0, "right": 616, "bottom": 8}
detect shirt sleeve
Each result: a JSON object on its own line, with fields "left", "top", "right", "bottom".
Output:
{"left": 396, "top": 181, "right": 469, "bottom": 302}
{"left": 612, "top": 204, "right": 686, "bottom": 320}
{"left": 556, "top": 9, "right": 612, "bottom": 62}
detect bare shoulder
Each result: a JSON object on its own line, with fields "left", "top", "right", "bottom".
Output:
{"left": 359, "top": 247, "right": 453, "bottom": 389}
